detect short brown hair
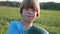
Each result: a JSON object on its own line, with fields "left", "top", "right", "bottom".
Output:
{"left": 19, "top": 0, "right": 40, "bottom": 17}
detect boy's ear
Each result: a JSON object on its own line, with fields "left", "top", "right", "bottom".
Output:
{"left": 35, "top": 14, "right": 38, "bottom": 19}
{"left": 36, "top": 13, "right": 38, "bottom": 18}
{"left": 36, "top": 13, "right": 40, "bottom": 19}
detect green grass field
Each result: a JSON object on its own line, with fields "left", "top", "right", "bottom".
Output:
{"left": 0, "top": 6, "right": 60, "bottom": 34}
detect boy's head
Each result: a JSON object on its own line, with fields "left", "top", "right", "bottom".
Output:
{"left": 19, "top": 0, "right": 40, "bottom": 22}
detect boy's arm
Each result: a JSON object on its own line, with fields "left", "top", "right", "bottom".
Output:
{"left": 8, "top": 21, "right": 19, "bottom": 34}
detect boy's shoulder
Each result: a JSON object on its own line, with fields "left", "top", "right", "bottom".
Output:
{"left": 26, "top": 26, "right": 49, "bottom": 34}
{"left": 10, "top": 21, "right": 22, "bottom": 28}
{"left": 10, "top": 21, "right": 20, "bottom": 23}
{"left": 10, "top": 21, "right": 21, "bottom": 25}
{"left": 8, "top": 21, "right": 24, "bottom": 34}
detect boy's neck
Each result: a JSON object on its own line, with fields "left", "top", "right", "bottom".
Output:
{"left": 22, "top": 21, "right": 33, "bottom": 30}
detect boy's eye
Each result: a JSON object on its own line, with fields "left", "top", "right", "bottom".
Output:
{"left": 25, "top": 8, "right": 29, "bottom": 10}
{"left": 30, "top": 9, "right": 36, "bottom": 11}
{"left": 24, "top": 8, "right": 37, "bottom": 12}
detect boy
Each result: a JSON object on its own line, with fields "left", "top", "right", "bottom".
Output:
{"left": 8, "top": 0, "right": 49, "bottom": 34}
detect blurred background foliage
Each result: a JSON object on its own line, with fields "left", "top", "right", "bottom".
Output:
{"left": 0, "top": 1, "right": 60, "bottom": 34}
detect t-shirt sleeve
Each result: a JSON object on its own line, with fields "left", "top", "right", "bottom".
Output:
{"left": 38, "top": 27, "right": 49, "bottom": 34}
{"left": 8, "top": 21, "right": 19, "bottom": 34}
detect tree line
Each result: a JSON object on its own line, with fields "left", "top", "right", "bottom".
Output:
{"left": 0, "top": 1, "right": 20, "bottom": 7}
{"left": 0, "top": 1, "right": 60, "bottom": 10}
{"left": 40, "top": 2, "right": 60, "bottom": 10}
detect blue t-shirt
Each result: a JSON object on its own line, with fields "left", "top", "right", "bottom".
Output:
{"left": 8, "top": 21, "right": 24, "bottom": 34}
{"left": 8, "top": 21, "right": 49, "bottom": 34}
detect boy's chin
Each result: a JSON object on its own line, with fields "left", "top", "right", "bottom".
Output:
{"left": 25, "top": 20, "right": 34, "bottom": 23}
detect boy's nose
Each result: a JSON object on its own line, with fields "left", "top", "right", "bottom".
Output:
{"left": 27, "top": 9, "right": 33, "bottom": 14}
{"left": 28, "top": 11, "right": 33, "bottom": 14}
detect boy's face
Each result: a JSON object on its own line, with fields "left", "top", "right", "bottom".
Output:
{"left": 22, "top": 8, "right": 37, "bottom": 22}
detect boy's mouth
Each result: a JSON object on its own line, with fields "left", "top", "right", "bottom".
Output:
{"left": 27, "top": 16, "right": 33, "bottom": 17}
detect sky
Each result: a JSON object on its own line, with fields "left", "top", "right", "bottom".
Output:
{"left": 0, "top": 0, "right": 60, "bottom": 3}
